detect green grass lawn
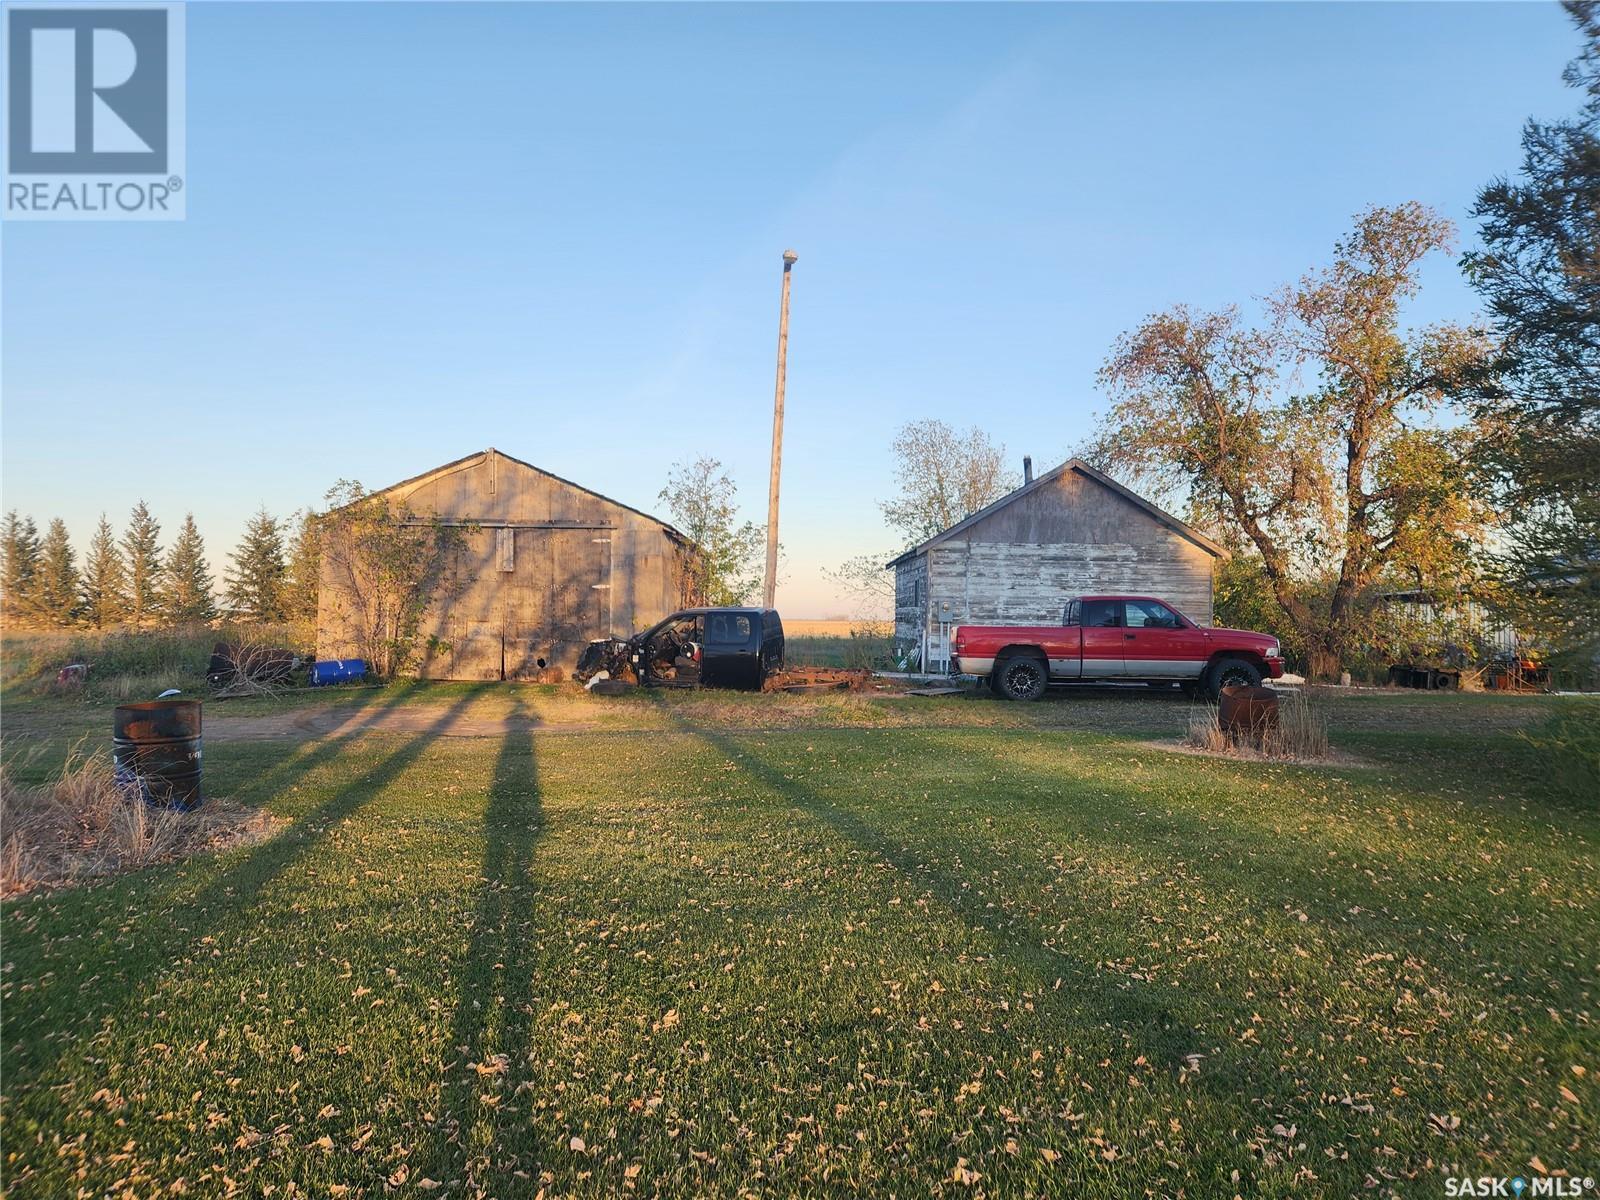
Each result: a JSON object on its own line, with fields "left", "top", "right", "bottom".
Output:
{"left": 3, "top": 683, "right": 1597, "bottom": 1197}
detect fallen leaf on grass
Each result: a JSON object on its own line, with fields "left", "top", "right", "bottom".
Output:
{"left": 950, "top": 1158, "right": 981, "bottom": 1185}
{"left": 470, "top": 1055, "right": 509, "bottom": 1078}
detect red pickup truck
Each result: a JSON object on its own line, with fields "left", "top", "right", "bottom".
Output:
{"left": 952, "top": 595, "right": 1284, "bottom": 701}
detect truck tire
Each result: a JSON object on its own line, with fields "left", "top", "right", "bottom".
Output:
{"left": 1207, "top": 656, "right": 1263, "bottom": 699}
{"left": 995, "top": 653, "right": 1048, "bottom": 702}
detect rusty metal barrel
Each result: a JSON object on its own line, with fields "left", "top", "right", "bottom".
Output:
{"left": 1218, "top": 685, "right": 1279, "bottom": 737}
{"left": 113, "top": 699, "right": 203, "bottom": 810}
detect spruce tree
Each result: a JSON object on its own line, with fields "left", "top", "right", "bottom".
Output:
{"left": 163, "top": 513, "right": 217, "bottom": 624}
{"left": 2, "top": 511, "right": 43, "bottom": 625}
{"left": 81, "top": 514, "right": 129, "bottom": 628}
{"left": 122, "top": 501, "right": 164, "bottom": 626}
{"left": 226, "top": 508, "right": 287, "bottom": 621}
{"left": 282, "top": 510, "right": 322, "bottom": 625}
{"left": 37, "top": 519, "right": 80, "bottom": 626}
{"left": 1466, "top": 1, "right": 1600, "bottom": 658}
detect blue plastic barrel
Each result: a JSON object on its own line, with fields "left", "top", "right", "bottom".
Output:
{"left": 310, "top": 659, "right": 367, "bottom": 686}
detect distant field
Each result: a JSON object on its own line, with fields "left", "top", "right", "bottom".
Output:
{"left": 782, "top": 618, "right": 885, "bottom": 637}
{"left": 782, "top": 620, "right": 895, "bottom": 669}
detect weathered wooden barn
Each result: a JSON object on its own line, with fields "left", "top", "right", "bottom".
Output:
{"left": 889, "top": 458, "right": 1227, "bottom": 670}
{"left": 316, "top": 449, "right": 691, "bottom": 680}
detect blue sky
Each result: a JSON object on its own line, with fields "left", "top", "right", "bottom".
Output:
{"left": 0, "top": 1, "right": 1581, "bottom": 616}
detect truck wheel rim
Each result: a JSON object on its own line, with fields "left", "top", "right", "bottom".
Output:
{"left": 1006, "top": 663, "right": 1038, "bottom": 695}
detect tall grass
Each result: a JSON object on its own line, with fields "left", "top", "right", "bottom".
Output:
{"left": 785, "top": 627, "right": 894, "bottom": 671}
{"left": 0, "top": 751, "right": 273, "bottom": 896}
{"left": 2, "top": 623, "right": 305, "bottom": 700}
{"left": 1185, "top": 689, "right": 1331, "bottom": 760}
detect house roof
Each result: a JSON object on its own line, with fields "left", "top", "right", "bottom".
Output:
{"left": 884, "top": 458, "right": 1227, "bottom": 568}
{"left": 332, "top": 448, "right": 688, "bottom": 543}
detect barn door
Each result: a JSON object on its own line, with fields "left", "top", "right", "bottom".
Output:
{"left": 502, "top": 529, "right": 610, "bottom": 679}
{"left": 418, "top": 529, "right": 502, "bottom": 680}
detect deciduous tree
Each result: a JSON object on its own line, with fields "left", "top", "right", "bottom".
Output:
{"left": 658, "top": 458, "right": 763, "bottom": 606}
{"left": 1092, "top": 204, "right": 1493, "bottom": 676}
{"left": 829, "top": 420, "right": 1017, "bottom": 625}
{"left": 317, "top": 482, "right": 467, "bottom": 678}
{"left": 826, "top": 554, "right": 896, "bottom": 619}
{"left": 879, "top": 419, "right": 1016, "bottom": 546}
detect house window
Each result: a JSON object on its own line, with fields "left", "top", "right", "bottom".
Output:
{"left": 496, "top": 527, "right": 515, "bottom": 572}
{"left": 913, "top": 578, "right": 923, "bottom": 607}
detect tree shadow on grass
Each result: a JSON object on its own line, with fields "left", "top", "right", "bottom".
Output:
{"left": 3, "top": 686, "right": 494, "bottom": 1087}
{"left": 685, "top": 722, "right": 1200, "bottom": 1069}
{"left": 419, "top": 697, "right": 545, "bottom": 1186}
{"left": 987, "top": 727, "right": 1584, "bottom": 977}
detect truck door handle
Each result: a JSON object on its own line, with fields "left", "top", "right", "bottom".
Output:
{"left": 1124, "top": 633, "right": 1135, "bottom": 640}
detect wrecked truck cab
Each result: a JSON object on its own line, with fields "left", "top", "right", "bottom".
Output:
{"left": 575, "top": 607, "right": 785, "bottom": 690}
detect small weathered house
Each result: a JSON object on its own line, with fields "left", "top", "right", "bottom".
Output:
{"left": 889, "top": 458, "right": 1227, "bottom": 670}
{"left": 316, "top": 449, "right": 691, "bottom": 680}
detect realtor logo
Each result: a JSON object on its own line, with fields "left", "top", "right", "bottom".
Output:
{"left": 4, "top": 3, "right": 185, "bottom": 219}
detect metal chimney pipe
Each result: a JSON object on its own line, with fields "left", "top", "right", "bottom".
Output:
{"left": 1023, "top": 455, "right": 1033, "bottom": 484}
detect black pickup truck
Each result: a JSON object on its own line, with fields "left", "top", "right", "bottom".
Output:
{"left": 575, "top": 607, "right": 785, "bottom": 690}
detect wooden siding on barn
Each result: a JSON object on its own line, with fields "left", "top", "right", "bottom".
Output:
{"left": 317, "top": 450, "right": 687, "bottom": 679}
{"left": 927, "top": 539, "right": 1213, "bottom": 626}
{"left": 893, "top": 552, "right": 928, "bottom": 645}
{"left": 889, "top": 462, "right": 1222, "bottom": 668}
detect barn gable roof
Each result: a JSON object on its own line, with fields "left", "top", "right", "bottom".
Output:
{"left": 335, "top": 448, "right": 688, "bottom": 543}
{"left": 885, "top": 458, "right": 1227, "bottom": 568}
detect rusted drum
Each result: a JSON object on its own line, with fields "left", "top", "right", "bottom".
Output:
{"left": 113, "top": 699, "right": 203, "bottom": 810}
{"left": 1218, "top": 685, "right": 1279, "bottom": 736}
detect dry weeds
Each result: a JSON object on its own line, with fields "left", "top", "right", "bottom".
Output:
{"left": 1, "top": 751, "right": 276, "bottom": 897}
{"left": 209, "top": 639, "right": 303, "bottom": 699}
{"left": 1183, "top": 690, "right": 1332, "bottom": 762}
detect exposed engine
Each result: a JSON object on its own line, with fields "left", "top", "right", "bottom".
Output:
{"left": 574, "top": 637, "right": 634, "bottom": 685}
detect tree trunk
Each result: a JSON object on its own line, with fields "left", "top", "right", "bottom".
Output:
{"left": 1306, "top": 645, "right": 1341, "bottom": 683}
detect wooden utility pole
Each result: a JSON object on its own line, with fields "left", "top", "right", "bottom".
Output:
{"left": 763, "top": 249, "right": 797, "bottom": 610}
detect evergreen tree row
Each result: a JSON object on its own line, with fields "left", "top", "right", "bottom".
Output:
{"left": 1, "top": 503, "right": 320, "bottom": 629}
